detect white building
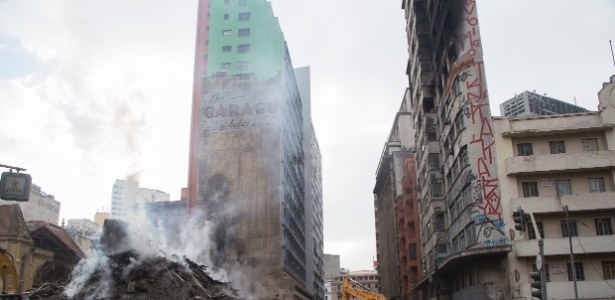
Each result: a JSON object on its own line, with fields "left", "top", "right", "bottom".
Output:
{"left": 66, "top": 218, "right": 100, "bottom": 235}
{"left": 110, "top": 179, "right": 170, "bottom": 220}
{"left": 494, "top": 75, "right": 615, "bottom": 300}
{"left": 0, "top": 184, "right": 60, "bottom": 225}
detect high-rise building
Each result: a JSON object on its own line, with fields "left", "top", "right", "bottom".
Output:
{"left": 499, "top": 90, "right": 589, "bottom": 117}
{"left": 110, "top": 179, "right": 170, "bottom": 220}
{"left": 494, "top": 75, "right": 615, "bottom": 299}
{"left": 185, "top": 1, "right": 322, "bottom": 299}
{"left": 401, "top": 0, "right": 509, "bottom": 298}
{"left": 373, "top": 93, "right": 418, "bottom": 299}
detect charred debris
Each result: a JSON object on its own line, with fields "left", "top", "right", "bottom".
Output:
{"left": 25, "top": 220, "right": 242, "bottom": 300}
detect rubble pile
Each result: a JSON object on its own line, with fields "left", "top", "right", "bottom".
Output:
{"left": 25, "top": 219, "right": 241, "bottom": 300}
{"left": 25, "top": 251, "right": 240, "bottom": 300}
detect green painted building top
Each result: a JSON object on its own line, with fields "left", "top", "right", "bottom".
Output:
{"left": 207, "top": 0, "right": 285, "bottom": 81}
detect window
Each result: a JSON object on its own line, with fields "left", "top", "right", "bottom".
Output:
{"left": 239, "top": 12, "right": 251, "bottom": 21}
{"left": 522, "top": 182, "right": 539, "bottom": 198}
{"left": 222, "top": 45, "right": 232, "bottom": 52}
{"left": 561, "top": 220, "right": 578, "bottom": 237}
{"left": 239, "top": 0, "right": 247, "bottom": 5}
{"left": 224, "top": 14, "right": 229, "bottom": 20}
{"left": 603, "top": 261, "right": 615, "bottom": 280}
{"left": 221, "top": 62, "right": 231, "bottom": 70}
{"left": 555, "top": 180, "right": 572, "bottom": 196}
{"left": 567, "top": 262, "right": 585, "bottom": 281}
{"left": 238, "top": 44, "right": 250, "bottom": 53}
{"left": 409, "top": 244, "right": 417, "bottom": 260}
{"left": 528, "top": 222, "right": 544, "bottom": 240}
{"left": 588, "top": 178, "right": 606, "bottom": 193}
{"left": 428, "top": 153, "right": 440, "bottom": 170}
{"left": 582, "top": 138, "right": 599, "bottom": 151}
{"left": 223, "top": 29, "right": 232, "bottom": 36}
{"left": 549, "top": 141, "right": 566, "bottom": 154}
{"left": 237, "top": 61, "right": 249, "bottom": 71}
{"left": 238, "top": 28, "right": 250, "bottom": 37}
{"left": 595, "top": 218, "right": 613, "bottom": 235}
{"left": 517, "top": 143, "right": 533, "bottom": 156}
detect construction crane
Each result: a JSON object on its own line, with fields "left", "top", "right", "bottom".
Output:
{"left": 341, "top": 277, "right": 387, "bottom": 300}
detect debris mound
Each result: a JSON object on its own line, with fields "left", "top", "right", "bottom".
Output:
{"left": 25, "top": 250, "right": 240, "bottom": 300}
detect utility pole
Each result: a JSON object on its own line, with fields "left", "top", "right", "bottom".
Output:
{"left": 563, "top": 206, "right": 579, "bottom": 300}
{"left": 528, "top": 212, "right": 546, "bottom": 300}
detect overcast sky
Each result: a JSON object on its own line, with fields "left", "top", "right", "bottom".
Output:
{"left": 0, "top": 0, "right": 613, "bottom": 272}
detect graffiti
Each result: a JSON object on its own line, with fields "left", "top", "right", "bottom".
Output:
{"left": 484, "top": 282, "right": 503, "bottom": 300}
{"left": 483, "top": 237, "right": 509, "bottom": 247}
{"left": 514, "top": 270, "right": 520, "bottom": 282}
{"left": 509, "top": 229, "right": 516, "bottom": 241}
{"left": 460, "top": 0, "right": 502, "bottom": 226}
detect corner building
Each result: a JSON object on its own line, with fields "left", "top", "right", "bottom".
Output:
{"left": 403, "top": 0, "right": 509, "bottom": 299}
{"left": 186, "top": 1, "right": 323, "bottom": 299}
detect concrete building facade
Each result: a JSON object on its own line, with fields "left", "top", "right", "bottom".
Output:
{"left": 0, "top": 184, "right": 61, "bottom": 225}
{"left": 499, "top": 90, "right": 589, "bottom": 117}
{"left": 374, "top": 93, "right": 418, "bottom": 299}
{"left": 110, "top": 179, "right": 170, "bottom": 220}
{"left": 324, "top": 254, "right": 341, "bottom": 280}
{"left": 185, "top": 1, "right": 322, "bottom": 298}
{"left": 495, "top": 75, "right": 615, "bottom": 300}
{"left": 402, "top": 0, "right": 509, "bottom": 299}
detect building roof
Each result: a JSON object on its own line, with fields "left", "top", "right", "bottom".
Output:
{"left": 27, "top": 221, "right": 86, "bottom": 263}
{"left": 0, "top": 204, "right": 32, "bottom": 240}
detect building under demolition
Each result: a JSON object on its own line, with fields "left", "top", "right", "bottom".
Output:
{"left": 185, "top": 1, "right": 323, "bottom": 299}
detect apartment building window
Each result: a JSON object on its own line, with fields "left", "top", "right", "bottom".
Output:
{"left": 603, "top": 261, "right": 615, "bottom": 279}
{"left": 581, "top": 138, "right": 599, "bottom": 151}
{"left": 522, "top": 182, "right": 539, "bottom": 198}
{"left": 567, "top": 262, "right": 585, "bottom": 281}
{"left": 555, "top": 180, "right": 572, "bottom": 196}
{"left": 238, "top": 28, "right": 250, "bottom": 37}
{"left": 409, "top": 244, "right": 417, "bottom": 260}
{"left": 238, "top": 44, "right": 250, "bottom": 53}
{"left": 517, "top": 143, "right": 533, "bottom": 156}
{"left": 528, "top": 222, "right": 544, "bottom": 239}
{"left": 595, "top": 218, "right": 613, "bottom": 235}
{"left": 588, "top": 178, "right": 606, "bottom": 193}
{"left": 239, "top": 0, "right": 247, "bottom": 5}
{"left": 237, "top": 61, "right": 249, "bottom": 71}
{"left": 561, "top": 220, "right": 578, "bottom": 237}
{"left": 428, "top": 153, "right": 440, "bottom": 170}
{"left": 549, "top": 141, "right": 566, "bottom": 154}
{"left": 223, "top": 29, "right": 232, "bottom": 36}
{"left": 224, "top": 14, "right": 229, "bottom": 20}
{"left": 221, "top": 62, "right": 231, "bottom": 70}
{"left": 239, "top": 12, "right": 251, "bottom": 21}
{"left": 222, "top": 45, "right": 232, "bottom": 52}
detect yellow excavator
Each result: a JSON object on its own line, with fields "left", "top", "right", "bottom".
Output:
{"left": 0, "top": 247, "right": 22, "bottom": 300}
{"left": 341, "top": 277, "right": 387, "bottom": 300}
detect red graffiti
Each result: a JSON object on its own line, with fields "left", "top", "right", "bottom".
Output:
{"left": 463, "top": 0, "right": 502, "bottom": 220}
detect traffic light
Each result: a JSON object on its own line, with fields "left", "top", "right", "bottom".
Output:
{"left": 529, "top": 271, "right": 542, "bottom": 299}
{"left": 513, "top": 207, "right": 526, "bottom": 232}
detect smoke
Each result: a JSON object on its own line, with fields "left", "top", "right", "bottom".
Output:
{"left": 62, "top": 180, "right": 259, "bottom": 299}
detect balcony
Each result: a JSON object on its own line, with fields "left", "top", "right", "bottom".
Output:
{"left": 513, "top": 235, "right": 615, "bottom": 257}
{"left": 505, "top": 150, "right": 615, "bottom": 175}
{"left": 520, "top": 280, "right": 615, "bottom": 300}
{"left": 500, "top": 112, "right": 613, "bottom": 137}
{"left": 510, "top": 192, "right": 615, "bottom": 213}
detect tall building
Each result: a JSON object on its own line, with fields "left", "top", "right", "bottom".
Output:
{"left": 185, "top": 1, "right": 322, "bottom": 298}
{"left": 373, "top": 93, "right": 418, "bottom": 299}
{"left": 329, "top": 270, "right": 380, "bottom": 300}
{"left": 323, "top": 254, "right": 341, "bottom": 280}
{"left": 110, "top": 179, "right": 170, "bottom": 220}
{"left": 495, "top": 75, "right": 615, "bottom": 299}
{"left": 499, "top": 90, "right": 589, "bottom": 117}
{"left": 402, "top": 0, "right": 509, "bottom": 299}
{"left": 0, "top": 184, "right": 61, "bottom": 225}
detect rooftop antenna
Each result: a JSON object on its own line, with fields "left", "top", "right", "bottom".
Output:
{"left": 610, "top": 40, "right": 615, "bottom": 68}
